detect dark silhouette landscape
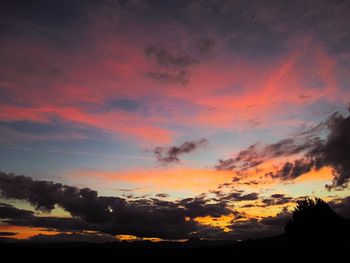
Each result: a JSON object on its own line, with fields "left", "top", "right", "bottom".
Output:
{"left": 1, "top": 198, "right": 349, "bottom": 253}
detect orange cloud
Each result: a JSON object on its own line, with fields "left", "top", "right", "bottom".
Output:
{"left": 194, "top": 214, "right": 235, "bottom": 232}
{"left": 0, "top": 225, "right": 61, "bottom": 240}
{"left": 115, "top": 234, "right": 184, "bottom": 242}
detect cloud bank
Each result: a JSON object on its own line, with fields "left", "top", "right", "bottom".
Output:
{"left": 217, "top": 111, "right": 350, "bottom": 189}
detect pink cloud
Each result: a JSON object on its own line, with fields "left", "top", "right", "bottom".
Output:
{"left": 0, "top": 20, "right": 343, "bottom": 145}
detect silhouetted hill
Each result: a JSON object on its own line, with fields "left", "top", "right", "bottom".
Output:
{"left": 0, "top": 235, "right": 286, "bottom": 259}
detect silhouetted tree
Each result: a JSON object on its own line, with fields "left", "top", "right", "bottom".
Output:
{"left": 285, "top": 198, "right": 350, "bottom": 247}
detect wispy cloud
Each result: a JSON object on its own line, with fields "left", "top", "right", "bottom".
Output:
{"left": 152, "top": 138, "right": 209, "bottom": 165}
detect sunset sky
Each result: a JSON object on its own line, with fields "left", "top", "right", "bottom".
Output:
{"left": 0, "top": 0, "right": 350, "bottom": 242}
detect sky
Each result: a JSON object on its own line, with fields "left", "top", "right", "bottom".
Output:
{"left": 0, "top": 0, "right": 350, "bottom": 242}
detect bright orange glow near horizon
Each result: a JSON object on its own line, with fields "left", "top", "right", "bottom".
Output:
{"left": 0, "top": 225, "right": 61, "bottom": 240}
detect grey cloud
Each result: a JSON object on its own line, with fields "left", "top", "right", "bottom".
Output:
{"left": 216, "top": 137, "right": 319, "bottom": 172}
{"left": 153, "top": 138, "right": 209, "bottom": 165}
{"left": 268, "top": 111, "right": 350, "bottom": 189}
{"left": 229, "top": 192, "right": 259, "bottom": 201}
{"left": 261, "top": 194, "right": 294, "bottom": 206}
{"left": 212, "top": 190, "right": 259, "bottom": 202}
{"left": 219, "top": 110, "right": 350, "bottom": 189}
{"left": 0, "top": 203, "right": 34, "bottom": 219}
{"left": 259, "top": 208, "right": 291, "bottom": 227}
{"left": 155, "top": 193, "right": 169, "bottom": 198}
{"left": 267, "top": 158, "right": 316, "bottom": 180}
{"left": 215, "top": 159, "right": 236, "bottom": 171}
{"left": 144, "top": 45, "right": 197, "bottom": 85}
{"left": 146, "top": 46, "right": 197, "bottom": 68}
{"left": 5, "top": 214, "right": 96, "bottom": 232}
{"left": 178, "top": 197, "right": 231, "bottom": 218}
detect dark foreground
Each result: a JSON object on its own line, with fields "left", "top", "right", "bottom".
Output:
{"left": 1, "top": 233, "right": 349, "bottom": 250}
{"left": 0, "top": 234, "right": 285, "bottom": 250}
{"left": 1, "top": 234, "right": 349, "bottom": 262}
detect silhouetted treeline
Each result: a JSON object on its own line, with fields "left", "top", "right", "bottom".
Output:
{"left": 285, "top": 198, "right": 350, "bottom": 247}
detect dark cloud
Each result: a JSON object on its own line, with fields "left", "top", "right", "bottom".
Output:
{"left": 259, "top": 208, "right": 291, "bottom": 227}
{"left": 0, "top": 232, "right": 16, "bottom": 236}
{"left": 216, "top": 137, "right": 319, "bottom": 172}
{"left": 4, "top": 172, "right": 344, "bottom": 241}
{"left": 144, "top": 45, "right": 197, "bottom": 85}
{"left": 0, "top": 203, "right": 98, "bottom": 234}
{"left": 229, "top": 192, "right": 259, "bottom": 201}
{"left": 212, "top": 190, "right": 259, "bottom": 202}
{"left": 267, "top": 158, "right": 317, "bottom": 180}
{"left": 196, "top": 38, "right": 215, "bottom": 55}
{"left": 215, "top": 207, "right": 292, "bottom": 240}
{"left": 146, "top": 46, "right": 197, "bottom": 68}
{"left": 313, "top": 112, "right": 350, "bottom": 189}
{"left": 218, "top": 110, "right": 350, "bottom": 189}
{"left": 0, "top": 202, "right": 34, "bottom": 219}
{"left": 261, "top": 194, "right": 294, "bottom": 207}
{"left": 29, "top": 232, "right": 118, "bottom": 243}
{"left": 178, "top": 197, "right": 231, "bottom": 218}
{"left": 6, "top": 215, "right": 96, "bottom": 232}
{"left": 0, "top": 172, "right": 232, "bottom": 239}
{"left": 329, "top": 196, "right": 350, "bottom": 219}
{"left": 226, "top": 218, "right": 283, "bottom": 240}
{"left": 155, "top": 193, "right": 169, "bottom": 198}
{"left": 215, "top": 159, "right": 236, "bottom": 171}
{"left": 267, "top": 111, "right": 350, "bottom": 189}
{"left": 152, "top": 138, "right": 209, "bottom": 165}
